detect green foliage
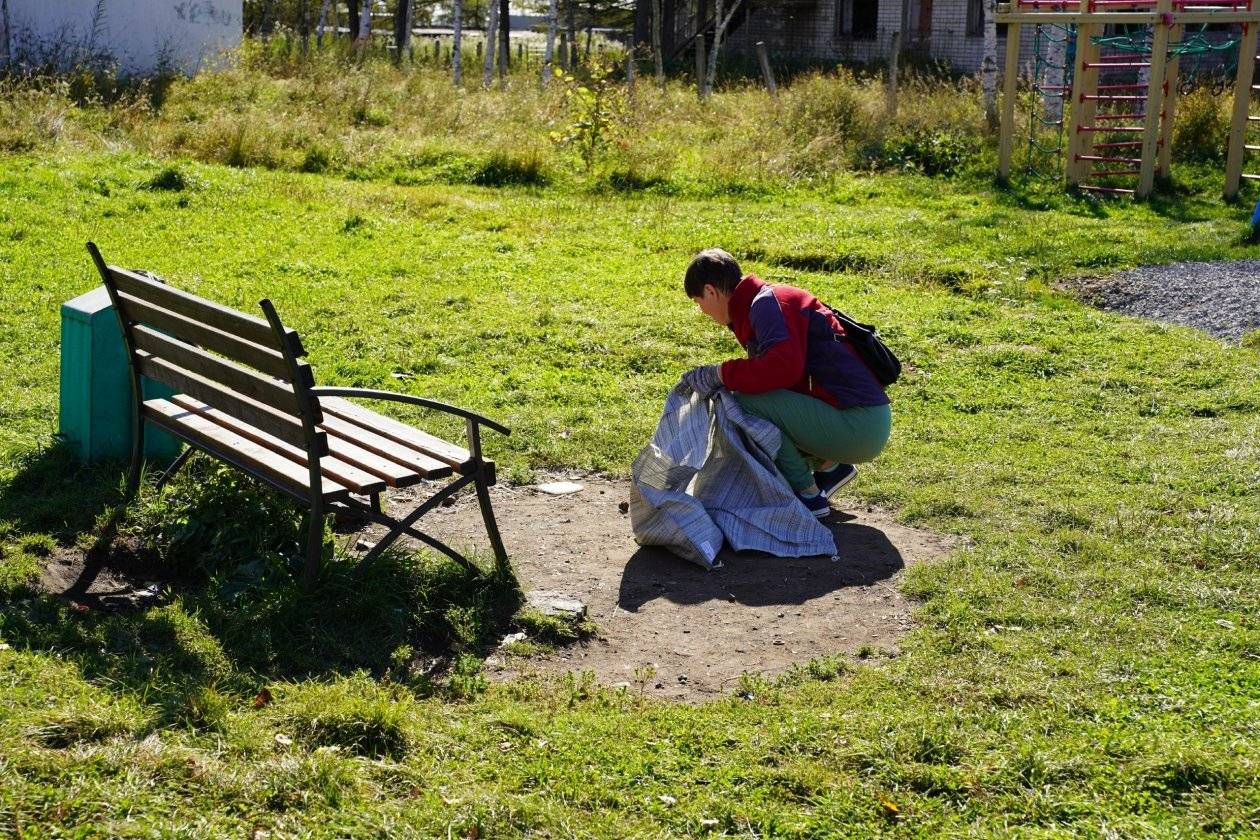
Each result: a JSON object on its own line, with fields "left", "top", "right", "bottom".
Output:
{"left": 860, "top": 129, "right": 981, "bottom": 176}
{"left": 513, "top": 607, "right": 596, "bottom": 646}
{"left": 1172, "top": 89, "right": 1229, "bottom": 164}
{"left": 550, "top": 61, "right": 627, "bottom": 173}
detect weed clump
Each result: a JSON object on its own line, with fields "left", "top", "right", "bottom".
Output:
{"left": 272, "top": 674, "right": 415, "bottom": 758}
{"left": 144, "top": 166, "right": 194, "bottom": 191}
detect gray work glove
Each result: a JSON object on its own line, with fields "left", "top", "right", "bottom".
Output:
{"left": 682, "top": 364, "right": 723, "bottom": 398}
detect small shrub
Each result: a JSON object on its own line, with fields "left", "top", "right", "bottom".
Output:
{"left": 1241, "top": 329, "right": 1260, "bottom": 350}
{"left": 144, "top": 166, "right": 193, "bottom": 191}
{"left": 550, "top": 60, "right": 627, "bottom": 173}
{"left": 300, "top": 145, "right": 332, "bottom": 173}
{"left": 445, "top": 653, "right": 487, "bottom": 701}
{"left": 513, "top": 606, "right": 595, "bottom": 646}
{"left": 860, "top": 129, "right": 979, "bottom": 177}
{"left": 1172, "top": 89, "right": 1229, "bottom": 164}
{"left": 469, "top": 151, "right": 548, "bottom": 187}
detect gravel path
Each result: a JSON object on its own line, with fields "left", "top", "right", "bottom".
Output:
{"left": 1077, "top": 260, "right": 1260, "bottom": 342}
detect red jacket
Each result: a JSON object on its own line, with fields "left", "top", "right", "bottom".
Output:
{"left": 719, "top": 275, "right": 889, "bottom": 409}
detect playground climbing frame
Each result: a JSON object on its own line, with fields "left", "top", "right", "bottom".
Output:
{"left": 996, "top": 0, "right": 1260, "bottom": 198}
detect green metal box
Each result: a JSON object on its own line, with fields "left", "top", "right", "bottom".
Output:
{"left": 59, "top": 286, "right": 181, "bottom": 464}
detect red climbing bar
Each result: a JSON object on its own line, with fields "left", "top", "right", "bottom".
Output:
{"left": 1078, "top": 125, "right": 1145, "bottom": 132}
{"left": 1079, "top": 185, "right": 1136, "bottom": 194}
{"left": 1082, "top": 94, "right": 1148, "bottom": 101}
{"left": 1076, "top": 155, "right": 1143, "bottom": 163}
{"left": 1083, "top": 62, "right": 1152, "bottom": 69}
{"left": 1093, "top": 140, "right": 1146, "bottom": 148}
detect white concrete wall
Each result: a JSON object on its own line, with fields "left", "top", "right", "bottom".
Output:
{"left": 2, "top": 0, "right": 242, "bottom": 75}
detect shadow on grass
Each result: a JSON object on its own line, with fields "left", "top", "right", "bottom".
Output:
{"left": 617, "top": 512, "right": 904, "bottom": 612}
{"left": 0, "top": 441, "right": 124, "bottom": 545}
{"left": 0, "top": 451, "right": 523, "bottom": 727}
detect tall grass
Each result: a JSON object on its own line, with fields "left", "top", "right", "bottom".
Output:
{"left": 0, "top": 38, "right": 1010, "bottom": 190}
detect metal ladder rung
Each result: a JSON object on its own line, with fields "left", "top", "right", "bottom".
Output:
{"left": 1246, "top": 144, "right": 1260, "bottom": 152}
{"left": 1076, "top": 155, "right": 1143, "bottom": 164}
{"left": 1242, "top": 173, "right": 1260, "bottom": 181}
{"left": 1079, "top": 185, "right": 1136, "bottom": 194}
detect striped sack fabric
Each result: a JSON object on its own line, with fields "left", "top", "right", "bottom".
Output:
{"left": 629, "top": 381, "right": 837, "bottom": 569}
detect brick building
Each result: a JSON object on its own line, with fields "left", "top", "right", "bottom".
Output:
{"left": 636, "top": 0, "right": 1029, "bottom": 74}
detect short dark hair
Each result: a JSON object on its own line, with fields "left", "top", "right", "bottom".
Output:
{"left": 684, "top": 248, "right": 743, "bottom": 297}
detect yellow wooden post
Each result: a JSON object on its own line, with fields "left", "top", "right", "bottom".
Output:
{"left": 1224, "top": 21, "right": 1260, "bottom": 200}
{"left": 1067, "top": 15, "right": 1101, "bottom": 187}
{"left": 1136, "top": 0, "right": 1172, "bottom": 197}
{"left": 998, "top": 21, "right": 1023, "bottom": 182}
{"left": 1158, "top": 23, "right": 1182, "bottom": 178}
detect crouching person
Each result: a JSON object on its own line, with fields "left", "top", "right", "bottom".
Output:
{"left": 681, "top": 248, "right": 892, "bottom": 518}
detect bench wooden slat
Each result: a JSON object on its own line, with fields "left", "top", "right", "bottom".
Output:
{"left": 133, "top": 326, "right": 306, "bottom": 417}
{"left": 319, "top": 396, "right": 471, "bottom": 471}
{"left": 108, "top": 266, "right": 304, "bottom": 357}
{"left": 136, "top": 352, "right": 318, "bottom": 451}
{"left": 319, "top": 414, "right": 453, "bottom": 478}
{"left": 117, "top": 291, "right": 293, "bottom": 380}
{"left": 144, "top": 399, "right": 347, "bottom": 502}
{"left": 323, "top": 435, "right": 430, "bottom": 488}
{"left": 171, "top": 396, "right": 387, "bottom": 496}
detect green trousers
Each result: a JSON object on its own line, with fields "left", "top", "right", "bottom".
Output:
{"left": 734, "top": 390, "right": 892, "bottom": 492}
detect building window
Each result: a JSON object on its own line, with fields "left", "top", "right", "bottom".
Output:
{"left": 967, "top": 0, "right": 1006, "bottom": 37}
{"left": 967, "top": 0, "right": 983, "bottom": 37}
{"left": 835, "top": 0, "right": 878, "bottom": 39}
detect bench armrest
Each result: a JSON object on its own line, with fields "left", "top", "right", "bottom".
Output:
{"left": 309, "top": 387, "right": 511, "bottom": 437}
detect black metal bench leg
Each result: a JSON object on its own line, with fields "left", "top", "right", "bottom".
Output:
{"left": 305, "top": 498, "right": 324, "bottom": 590}
{"left": 123, "top": 416, "right": 145, "bottom": 505}
{"left": 474, "top": 470, "right": 508, "bottom": 569}
{"left": 155, "top": 446, "right": 194, "bottom": 491}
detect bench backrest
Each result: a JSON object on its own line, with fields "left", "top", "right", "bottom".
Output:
{"left": 87, "top": 243, "right": 328, "bottom": 457}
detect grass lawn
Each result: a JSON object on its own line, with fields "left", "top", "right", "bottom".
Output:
{"left": 0, "top": 148, "right": 1257, "bottom": 836}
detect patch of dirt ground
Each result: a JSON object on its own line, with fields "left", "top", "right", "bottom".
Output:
{"left": 360, "top": 475, "right": 956, "bottom": 702}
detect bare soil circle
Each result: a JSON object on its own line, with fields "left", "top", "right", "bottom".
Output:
{"left": 359, "top": 475, "right": 956, "bottom": 702}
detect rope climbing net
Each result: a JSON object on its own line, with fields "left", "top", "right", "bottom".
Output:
{"left": 1026, "top": 22, "right": 1077, "bottom": 174}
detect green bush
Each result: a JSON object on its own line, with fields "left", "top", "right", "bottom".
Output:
{"left": 859, "top": 128, "right": 980, "bottom": 176}
{"left": 1172, "top": 89, "right": 1229, "bottom": 163}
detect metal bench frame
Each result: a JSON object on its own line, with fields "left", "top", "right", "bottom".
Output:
{"left": 87, "top": 242, "right": 510, "bottom": 586}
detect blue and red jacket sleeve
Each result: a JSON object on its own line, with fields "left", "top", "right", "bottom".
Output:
{"left": 719, "top": 289, "right": 805, "bottom": 393}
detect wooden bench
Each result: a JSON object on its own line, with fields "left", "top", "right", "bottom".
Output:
{"left": 86, "top": 242, "right": 510, "bottom": 586}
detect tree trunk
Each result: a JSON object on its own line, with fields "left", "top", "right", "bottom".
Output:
{"left": 981, "top": 0, "right": 998, "bottom": 128}
{"left": 316, "top": 0, "right": 331, "bottom": 47}
{"left": 483, "top": 0, "right": 498, "bottom": 88}
{"left": 358, "top": 0, "right": 372, "bottom": 42}
{"left": 453, "top": 0, "right": 463, "bottom": 84}
{"left": 652, "top": 0, "right": 664, "bottom": 85}
{"left": 704, "top": 0, "right": 741, "bottom": 97}
{"left": 499, "top": 0, "right": 510, "bottom": 80}
{"left": 299, "top": 0, "right": 310, "bottom": 54}
{"left": 396, "top": 0, "right": 413, "bottom": 55}
{"left": 585, "top": 0, "right": 594, "bottom": 61}
{"left": 2, "top": 0, "right": 13, "bottom": 68}
{"left": 260, "top": 0, "right": 275, "bottom": 42}
{"left": 543, "top": 0, "right": 558, "bottom": 85}
{"left": 694, "top": 0, "right": 708, "bottom": 99}
{"left": 567, "top": 0, "right": 578, "bottom": 67}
